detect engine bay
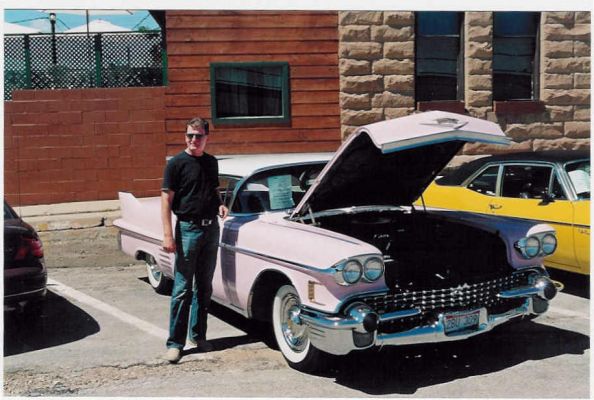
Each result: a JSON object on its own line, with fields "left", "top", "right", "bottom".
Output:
{"left": 307, "top": 209, "right": 512, "bottom": 291}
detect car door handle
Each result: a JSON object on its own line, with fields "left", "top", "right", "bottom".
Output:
{"left": 489, "top": 204, "right": 502, "bottom": 210}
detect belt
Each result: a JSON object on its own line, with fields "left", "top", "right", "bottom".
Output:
{"left": 177, "top": 216, "right": 215, "bottom": 226}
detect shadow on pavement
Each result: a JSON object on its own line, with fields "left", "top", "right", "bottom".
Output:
{"left": 548, "top": 269, "right": 589, "bottom": 299}
{"left": 136, "top": 276, "right": 270, "bottom": 353}
{"left": 329, "top": 320, "right": 589, "bottom": 395}
{"left": 196, "top": 302, "right": 271, "bottom": 352}
{"left": 4, "top": 291, "right": 100, "bottom": 357}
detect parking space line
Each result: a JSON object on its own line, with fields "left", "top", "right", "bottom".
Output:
{"left": 548, "top": 305, "right": 590, "bottom": 320}
{"left": 47, "top": 278, "right": 169, "bottom": 340}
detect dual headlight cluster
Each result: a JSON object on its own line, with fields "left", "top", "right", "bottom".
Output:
{"left": 334, "top": 256, "right": 385, "bottom": 285}
{"left": 515, "top": 233, "right": 557, "bottom": 259}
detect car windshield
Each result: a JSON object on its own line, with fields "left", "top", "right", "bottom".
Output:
{"left": 565, "top": 160, "right": 590, "bottom": 200}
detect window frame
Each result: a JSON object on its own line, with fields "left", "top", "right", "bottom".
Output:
{"left": 500, "top": 163, "right": 554, "bottom": 200}
{"left": 492, "top": 12, "right": 541, "bottom": 102}
{"left": 209, "top": 61, "right": 291, "bottom": 126}
{"left": 414, "top": 11, "right": 465, "bottom": 103}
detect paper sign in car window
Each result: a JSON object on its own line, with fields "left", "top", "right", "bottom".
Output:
{"left": 268, "top": 175, "right": 295, "bottom": 210}
{"left": 569, "top": 169, "right": 590, "bottom": 195}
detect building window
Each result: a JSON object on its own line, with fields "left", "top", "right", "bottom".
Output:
{"left": 493, "top": 12, "right": 540, "bottom": 101}
{"left": 415, "top": 12, "right": 464, "bottom": 102}
{"left": 210, "top": 62, "right": 290, "bottom": 125}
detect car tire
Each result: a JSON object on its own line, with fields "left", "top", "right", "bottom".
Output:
{"left": 146, "top": 255, "right": 172, "bottom": 295}
{"left": 272, "top": 285, "right": 326, "bottom": 373}
{"left": 21, "top": 299, "right": 46, "bottom": 330}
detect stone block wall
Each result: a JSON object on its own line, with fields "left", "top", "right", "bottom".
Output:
{"left": 339, "top": 11, "right": 415, "bottom": 138}
{"left": 339, "top": 11, "right": 590, "bottom": 154}
{"left": 465, "top": 12, "right": 493, "bottom": 119}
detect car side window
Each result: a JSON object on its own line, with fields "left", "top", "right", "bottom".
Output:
{"left": 501, "top": 165, "right": 552, "bottom": 199}
{"left": 467, "top": 165, "right": 499, "bottom": 196}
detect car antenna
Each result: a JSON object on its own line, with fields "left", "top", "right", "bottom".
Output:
{"left": 420, "top": 193, "right": 427, "bottom": 212}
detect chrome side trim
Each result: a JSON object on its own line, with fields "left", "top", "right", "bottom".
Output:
{"left": 118, "top": 228, "right": 162, "bottom": 246}
{"left": 219, "top": 242, "right": 331, "bottom": 274}
{"left": 4, "top": 287, "right": 47, "bottom": 299}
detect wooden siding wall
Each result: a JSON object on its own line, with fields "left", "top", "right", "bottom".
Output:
{"left": 165, "top": 11, "right": 341, "bottom": 156}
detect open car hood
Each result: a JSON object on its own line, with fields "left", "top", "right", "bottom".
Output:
{"left": 291, "top": 111, "right": 509, "bottom": 219}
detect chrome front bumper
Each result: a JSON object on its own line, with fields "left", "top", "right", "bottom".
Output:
{"left": 299, "top": 275, "right": 558, "bottom": 356}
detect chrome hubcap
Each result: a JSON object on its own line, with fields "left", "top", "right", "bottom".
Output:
{"left": 280, "top": 294, "right": 307, "bottom": 352}
{"left": 147, "top": 261, "right": 161, "bottom": 281}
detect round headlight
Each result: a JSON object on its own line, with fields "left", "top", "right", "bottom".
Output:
{"left": 524, "top": 236, "right": 541, "bottom": 258}
{"left": 342, "top": 260, "right": 363, "bottom": 284}
{"left": 363, "top": 257, "right": 384, "bottom": 281}
{"left": 541, "top": 234, "right": 557, "bottom": 255}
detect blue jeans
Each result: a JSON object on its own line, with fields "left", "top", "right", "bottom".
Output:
{"left": 167, "top": 220, "right": 219, "bottom": 349}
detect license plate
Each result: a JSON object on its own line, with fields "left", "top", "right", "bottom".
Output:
{"left": 444, "top": 310, "right": 480, "bottom": 334}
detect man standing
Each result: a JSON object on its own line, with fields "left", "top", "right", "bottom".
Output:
{"left": 161, "top": 117, "right": 228, "bottom": 363}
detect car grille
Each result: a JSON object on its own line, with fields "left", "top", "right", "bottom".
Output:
{"left": 359, "top": 270, "right": 532, "bottom": 335}
{"left": 360, "top": 270, "right": 532, "bottom": 315}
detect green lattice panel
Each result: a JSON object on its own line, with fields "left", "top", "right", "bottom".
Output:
{"left": 4, "top": 31, "right": 164, "bottom": 99}
{"left": 4, "top": 36, "right": 27, "bottom": 100}
{"left": 101, "top": 32, "right": 163, "bottom": 87}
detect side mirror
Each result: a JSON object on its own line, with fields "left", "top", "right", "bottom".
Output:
{"left": 538, "top": 190, "right": 555, "bottom": 205}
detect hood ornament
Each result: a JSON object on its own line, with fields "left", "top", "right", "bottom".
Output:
{"left": 422, "top": 117, "right": 469, "bottom": 130}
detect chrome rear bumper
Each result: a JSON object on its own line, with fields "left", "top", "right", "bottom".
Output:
{"left": 299, "top": 275, "right": 557, "bottom": 356}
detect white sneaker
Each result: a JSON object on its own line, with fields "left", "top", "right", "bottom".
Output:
{"left": 163, "top": 347, "right": 182, "bottom": 363}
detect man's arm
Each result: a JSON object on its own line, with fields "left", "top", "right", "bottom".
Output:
{"left": 161, "top": 190, "right": 176, "bottom": 253}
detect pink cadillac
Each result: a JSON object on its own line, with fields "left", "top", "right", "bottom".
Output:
{"left": 115, "top": 111, "right": 559, "bottom": 372}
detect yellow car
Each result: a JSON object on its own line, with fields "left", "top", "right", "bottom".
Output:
{"left": 418, "top": 151, "right": 590, "bottom": 275}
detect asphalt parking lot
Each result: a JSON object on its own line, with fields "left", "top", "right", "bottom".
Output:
{"left": 3, "top": 263, "right": 591, "bottom": 397}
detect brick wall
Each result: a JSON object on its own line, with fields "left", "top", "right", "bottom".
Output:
{"left": 338, "top": 11, "right": 590, "bottom": 152}
{"left": 4, "top": 87, "right": 167, "bottom": 206}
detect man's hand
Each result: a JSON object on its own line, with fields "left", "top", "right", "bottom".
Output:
{"left": 161, "top": 190, "right": 176, "bottom": 253}
{"left": 162, "top": 235, "right": 176, "bottom": 253}
{"left": 219, "top": 205, "right": 229, "bottom": 219}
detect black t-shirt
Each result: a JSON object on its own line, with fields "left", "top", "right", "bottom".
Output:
{"left": 162, "top": 151, "right": 221, "bottom": 218}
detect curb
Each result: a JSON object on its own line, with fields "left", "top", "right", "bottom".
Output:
{"left": 13, "top": 200, "right": 121, "bottom": 233}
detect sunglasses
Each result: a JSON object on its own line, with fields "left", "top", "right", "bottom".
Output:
{"left": 186, "top": 133, "right": 208, "bottom": 140}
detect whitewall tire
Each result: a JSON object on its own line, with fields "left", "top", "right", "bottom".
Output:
{"left": 272, "top": 284, "right": 325, "bottom": 372}
{"left": 146, "top": 255, "right": 172, "bottom": 295}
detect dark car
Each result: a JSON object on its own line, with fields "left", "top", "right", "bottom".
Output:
{"left": 4, "top": 200, "right": 47, "bottom": 315}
